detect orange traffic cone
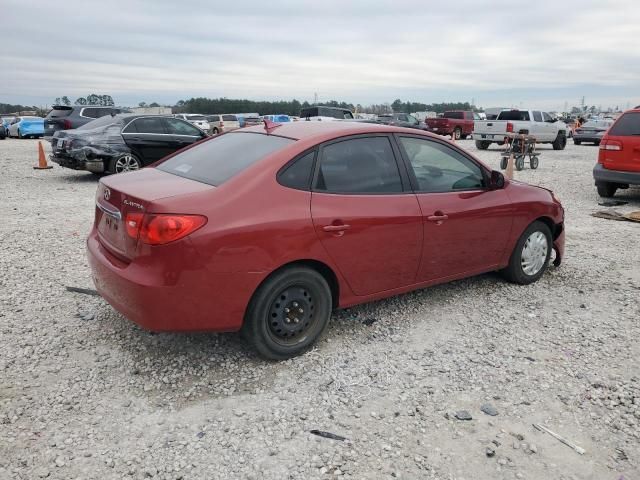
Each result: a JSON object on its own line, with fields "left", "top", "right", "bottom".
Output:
{"left": 34, "top": 141, "right": 52, "bottom": 170}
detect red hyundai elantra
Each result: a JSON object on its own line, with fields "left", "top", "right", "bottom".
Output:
{"left": 88, "top": 121, "right": 565, "bottom": 359}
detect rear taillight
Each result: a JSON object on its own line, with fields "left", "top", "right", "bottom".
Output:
{"left": 125, "top": 214, "right": 207, "bottom": 245}
{"left": 599, "top": 140, "right": 622, "bottom": 151}
{"left": 506, "top": 122, "right": 514, "bottom": 133}
{"left": 63, "top": 119, "right": 72, "bottom": 129}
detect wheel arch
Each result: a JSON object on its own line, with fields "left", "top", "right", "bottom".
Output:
{"left": 534, "top": 215, "right": 562, "bottom": 240}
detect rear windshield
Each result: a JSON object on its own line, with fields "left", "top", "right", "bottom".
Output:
{"left": 47, "top": 107, "right": 72, "bottom": 118}
{"left": 157, "top": 132, "right": 295, "bottom": 186}
{"left": 443, "top": 111, "right": 463, "bottom": 119}
{"left": 497, "top": 110, "right": 530, "bottom": 121}
{"left": 186, "top": 115, "right": 206, "bottom": 121}
{"left": 78, "top": 115, "right": 123, "bottom": 130}
{"left": 582, "top": 120, "right": 612, "bottom": 129}
{"left": 609, "top": 113, "right": 640, "bottom": 136}
{"left": 221, "top": 114, "right": 237, "bottom": 121}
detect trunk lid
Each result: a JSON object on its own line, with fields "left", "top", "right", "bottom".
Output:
{"left": 599, "top": 112, "right": 640, "bottom": 173}
{"left": 95, "top": 168, "right": 214, "bottom": 260}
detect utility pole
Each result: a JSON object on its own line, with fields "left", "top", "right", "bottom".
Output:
{"left": 580, "top": 96, "right": 585, "bottom": 112}
{"left": 313, "top": 92, "right": 318, "bottom": 105}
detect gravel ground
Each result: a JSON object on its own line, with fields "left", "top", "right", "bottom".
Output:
{"left": 1, "top": 136, "right": 639, "bottom": 480}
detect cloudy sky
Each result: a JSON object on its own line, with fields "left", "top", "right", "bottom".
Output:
{"left": 2, "top": 0, "right": 639, "bottom": 110}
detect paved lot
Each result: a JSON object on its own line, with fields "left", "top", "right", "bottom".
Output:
{"left": 1, "top": 136, "right": 639, "bottom": 479}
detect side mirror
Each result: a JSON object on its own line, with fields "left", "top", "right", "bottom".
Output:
{"left": 490, "top": 170, "right": 505, "bottom": 189}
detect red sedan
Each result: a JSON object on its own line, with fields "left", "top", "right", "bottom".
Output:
{"left": 88, "top": 121, "right": 565, "bottom": 359}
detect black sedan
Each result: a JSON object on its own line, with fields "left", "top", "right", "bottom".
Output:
{"left": 51, "top": 114, "right": 208, "bottom": 174}
{"left": 375, "top": 113, "right": 432, "bottom": 131}
{"left": 573, "top": 119, "right": 613, "bottom": 145}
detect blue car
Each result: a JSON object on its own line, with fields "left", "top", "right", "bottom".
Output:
{"left": 263, "top": 114, "right": 291, "bottom": 123}
{"left": 8, "top": 116, "right": 45, "bottom": 139}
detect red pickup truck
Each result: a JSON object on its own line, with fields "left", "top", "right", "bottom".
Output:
{"left": 426, "top": 111, "right": 479, "bottom": 139}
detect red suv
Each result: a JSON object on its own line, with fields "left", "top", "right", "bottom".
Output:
{"left": 594, "top": 108, "right": 640, "bottom": 197}
{"left": 88, "top": 122, "right": 565, "bottom": 359}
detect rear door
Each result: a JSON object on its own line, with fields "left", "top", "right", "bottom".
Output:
{"left": 310, "top": 135, "right": 423, "bottom": 296}
{"left": 602, "top": 112, "right": 640, "bottom": 172}
{"left": 396, "top": 135, "right": 513, "bottom": 281}
{"left": 121, "top": 117, "right": 174, "bottom": 164}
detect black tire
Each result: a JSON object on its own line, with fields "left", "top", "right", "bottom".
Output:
{"left": 453, "top": 127, "right": 462, "bottom": 140}
{"left": 552, "top": 131, "right": 567, "bottom": 150}
{"left": 212, "top": 128, "right": 219, "bottom": 135}
{"left": 530, "top": 156, "right": 539, "bottom": 169}
{"left": 502, "top": 221, "right": 552, "bottom": 285}
{"left": 573, "top": 139, "right": 581, "bottom": 145}
{"left": 500, "top": 157, "right": 508, "bottom": 170}
{"left": 475, "top": 140, "right": 490, "bottom": 150}
{"left": 242, "top": 266, "right": 332, "bottom": 360}
{"left": 597, "top": 183, "right": 617, "bottom": 198}
{"left": 515, "top": 155, "right": 525, "bottom": 171}
{"left": 109, "top": 153, "right": 142, "bottom": 174}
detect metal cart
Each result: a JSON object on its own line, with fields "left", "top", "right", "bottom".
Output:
{"left": 500, "top": 133, "right": 540, "bottom": 171}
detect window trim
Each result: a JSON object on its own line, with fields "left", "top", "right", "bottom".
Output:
{"left": 393, "top": 133, "right": 490, "bottom": 194}
{"left": 276, "top": 148, "right": 318, "bottom": 191}
{"left": 310, "top": 133, "right": 412, "bottom": 196}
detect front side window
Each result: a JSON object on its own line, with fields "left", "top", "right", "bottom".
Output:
{"left": 315, "top": 137, "right": 402, "bottom": 193}
{"left": 399, "top": 137, "right": 485, "bottom": 192}
{"left": 533, "top": 111, "right": 543, "bottom": 122}
{"left": 542, "top": 112, "right": 553, "bottom": 122}
{"left": 165, "top": 118, "right": 202, "bottom": 136}
{"left": 222, "top": 115, "right": 237, "bottom": 122}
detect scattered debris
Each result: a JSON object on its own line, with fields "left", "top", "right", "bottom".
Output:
{"left": 454, "top": 410, "right": 472, "bottom": 421}
{"left": 196, "top": 431, "right": 206, "bottom": 439}
{"left": 310, "top": 430, "right": 347, "bottom": 441}
{"left": 362, "top": 318, "right": 377, "bottom": 326}
{"left": 485, "top": 446, "right": 496, "bottom": 457}
{"left": 598, "top": 200, "right": 628, "bottom": 207}
{"left": 615, "top": 447, "right": 628, "bottom": 461}
{"left": 591, "top": 210, "right": 640, "bottom": 223}
{"left": 532, "top": 424, "right": 585, "bottom": 455}
{"left": 66, "top": 286, "right": 99, "bottom": 296}
{"left": 480, "top": 403, "right": 499, "bottom": 416}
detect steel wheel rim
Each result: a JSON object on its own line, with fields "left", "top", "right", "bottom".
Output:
{"left": 521, "top": 231, "right": 548, "bottom": 276}
{"left": 267, "top": 285, "right": 316, "bottom": 346}
{"left": 115, "top": 155, "right": 139, "bottom": 173}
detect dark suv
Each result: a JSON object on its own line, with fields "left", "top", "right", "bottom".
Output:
{"left": 44, "top": 106, "right": 128, "bottom": 140}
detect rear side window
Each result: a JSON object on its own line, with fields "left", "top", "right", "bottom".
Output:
{"left": 222, "top": 115, "right": 237, "bottom": 121}
{"left": 315, "top": 137, "right": 402, "bottom": 193}
{"left": 533, "top": 111, "right": 543, "bottom": 122}
{"left": 47, "top": 107, "right": 72, "bottom": 118}
{"left": 443, "top": 112, "right": 463, "bottom": 119}
{"left": 158, "top": 132, "right": 294, "bottom": 186}
{"left": 278, "top": 151, "right": 315, "bottom": 190}
{"left": 609, "top": 112, "right": 640, "bottom": 136}
{"left": 123, "top": 117, "right": 166, "bottom": 134}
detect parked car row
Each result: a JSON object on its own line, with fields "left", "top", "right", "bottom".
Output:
{"left": 1, "top": 116, "right": 45, "bottom": 138}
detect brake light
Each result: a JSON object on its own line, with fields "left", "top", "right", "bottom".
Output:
{"left": 506, "top": 122, "right": 514, "bottom": 133}
{"left": 600, "top": 140, "right": 622, "bottom": 151}
{"left": 63, "top": 119, "right": 72, "bottom": 129}
{"left": 131, "top": 214, "right": 207, "bottom": 245}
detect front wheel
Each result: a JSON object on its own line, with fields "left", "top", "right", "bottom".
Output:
{"left": 109, "top": 153, "right": 142, "bottom": 174}
{"left": 597, "top": 183, "right": 617, "bottom": 198}
{"left": 242, "top": 266, "right": 332, "bottom": 360}
{"left": 453, "top": 127, "right": 462, "bottom": 140}
{"left": 530, "top": 156, "right": 539, "bottom": 169}
{"left": 515, "top": 155, "right": 525, "bottom": 171}
{"left": 502, "top": 221, "right": 552, "bottom": 285}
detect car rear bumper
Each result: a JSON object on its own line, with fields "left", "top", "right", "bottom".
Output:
{"left": 574, "top": 134, "right": 603, "bottom": 142}
{"left": 87, "top": 230, "right": 261, "bottom": 332}
{"left": 593, "top": 163, "right": 640, "bottom": 186}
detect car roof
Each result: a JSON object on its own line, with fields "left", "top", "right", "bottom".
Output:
{"left": 238, "top": 120, "right": 434, "bottom": 141}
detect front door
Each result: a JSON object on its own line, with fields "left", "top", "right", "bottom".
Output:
{"left": 396, "top": 135, "right": 514, "bottom": 281}
{"left": 163, "top": 118, "right": 205, "bottom": 152}
{"left": 311, "top": 135, "right": 423, "bottom": 296}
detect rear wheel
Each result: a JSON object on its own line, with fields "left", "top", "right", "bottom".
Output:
{"left": 242, "top": 266, "right": 332, "bottom": 360}
{"left": 597, "top": 183, "right": 617, "bottom": 198}
{"left": 475, "top": 140, "right": 490, "bottom": 150}
{"left": 500, "top": 156, "right": 508, "bottom": 170}
{"left": 552, "top": 131, "right": 567, "bottom": 150}
{"left": 502, "top": 221, "right": 552, "bottom": 285}
{"left": 515, "top": 155, "right": 525, "bottom": 171}
{"left": 453, "top": 127, "right": 462, "bottom": 140}
{"left": 212, "top": 128, "right": 219, "bottom": 135}
{"left": 530, "top": 156, "right": 539, "bottom": 169}
{"left": 110, "top": 153, "right": 142, "bottom": 174}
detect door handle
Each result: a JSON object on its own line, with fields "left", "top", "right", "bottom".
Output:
{"left": 427, "top": 212, "right": 448, "bottom": 223}
{"left": 323, "top": 224, "right": 351, "bottom": 232}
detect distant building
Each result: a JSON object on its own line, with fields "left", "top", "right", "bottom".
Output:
{"left": 130, "top": 106, "right": 173, "bottom": 115}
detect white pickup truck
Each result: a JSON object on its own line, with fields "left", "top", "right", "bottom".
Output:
{"left": 473, "top": 109, "right": 568, "bottom": 150}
